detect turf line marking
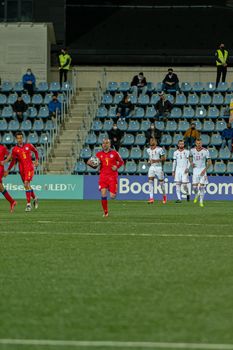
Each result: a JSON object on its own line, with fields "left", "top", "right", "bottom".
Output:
{"left": 0, "top": 340, "right": 233, "bottom": 349}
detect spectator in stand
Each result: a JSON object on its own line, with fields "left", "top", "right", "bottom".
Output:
{"left": 131, "top": 72, "right": 147, "bottom": 95}
{"left": 215, "top": 43, "right": 228, "bottom": 88}
{"left": 145, "top": 123, "right": 162, "bottom": 145}
{"left": 48, "top": 94, "right": 62, "bottom": 118}
{"left": 116, "top": 94, "right": 134, "bottom": 120}
{"left": 155, "top": 92, "right": 173, "bottom": 120}
{"left": 162, "top": 68, "right": 180, "bottom": 93}
{"left": 13, "top": 94, "right": 28, "bottom": 121}
{"left": 184, "top": 122, "right": 200, "bottom": 149}
{"left": 221, "top": 123, "right": 233, "bottom": 151}
{"left": 107, "top": 124, "right": 123, "bottom": 151}
{"left": 22, "top": 68, "right": 36, "bottom": 97}
{"left": 58, "top": 48, "right": 72, "bottom": 86}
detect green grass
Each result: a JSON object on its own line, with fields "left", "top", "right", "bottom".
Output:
{"left": 0, "top": 199, "right": 233, "bottom": 350}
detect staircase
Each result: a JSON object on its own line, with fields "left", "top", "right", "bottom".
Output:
{"left": 47, "top": 87, "right": 97, "bottom": 174}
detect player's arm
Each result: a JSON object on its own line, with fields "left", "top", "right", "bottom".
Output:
{"left": 172, "top": 157, "right": 176, "bottom": 177}
{"left": 4, "top": 153, "right": 16, "bottom": 176}
{"left": 113, "top": 152, "right": 124, "bottom": 171}
{"left": 29, "top": 144, "right": 39, "bottom": 167}
{"left": 200, "top": 157, "right": 212, "bottom": 176}
{"left": 185, "top": 152, "right": 191, "bottom": 174}
{"left": 189, "top": 152, "right": 195, "bottom": 168}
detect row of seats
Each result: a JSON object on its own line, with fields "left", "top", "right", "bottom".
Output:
{"left": 0, "top": 81, "right": 72, "bottom": 93}
{"left": 0, "top": 106, "right": 52, "bottom": 119}
{"left": 0, "top": 131, "right": 52, "bottom": 145}
{"left": 91, "top": 119, "right": 229, "bottom": 133}
{"left": 102, "top": 92, "right": 233, "bottom": 106}
{"left": 0, "top": 119, "right": 56, "bottom": 132}
{"left": 0, "top": 92, "right": 66, "bottom": 105}
{"left": 107, "top": 81, "right": 233, "bottom": 93}
{"left": 97, "top": 105, "right": 229, "bottom": 119}
{"left": 75, "top": 159, "right": 233, "bottom": 176}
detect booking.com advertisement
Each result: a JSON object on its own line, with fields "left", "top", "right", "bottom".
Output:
{"left": 1, "top": 175, "right": 233, "bottom": 200}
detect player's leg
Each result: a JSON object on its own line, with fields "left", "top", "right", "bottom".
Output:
{"left": 182, "top": 183, "right": 190, "bottom": 202}
{"left": 199, "top": 184, "right": 205, "bottom": 207}
{"left": 109, "top": 178, "right": 117, "bottom": 200}
{"left": 0, "top": 181, "right": 17, "bottom": 212}
{"left": 101, "top": 188, "right": 108, "bottom": 217}
{"left": 174, "top": 170, "right": 182, "bottom": 203}
{"left": 148, "top": 176, "right": 155, "bottom": 203}
{"left": 156, "top": 169, "right": 166, "bottom": 204}
{"left": 24, "top": 180, "right": 32, "bottom": 212}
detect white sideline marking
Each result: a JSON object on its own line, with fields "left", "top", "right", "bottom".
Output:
{"left": 0, "top": 339, "right": 233, "bottom": 349}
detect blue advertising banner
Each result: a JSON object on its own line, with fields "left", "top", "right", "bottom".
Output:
{"left": 83, "top": 175, "right": 233, "bottom": 200}
{"left": 1, "top": 175, "right": 84, "bottom": 199}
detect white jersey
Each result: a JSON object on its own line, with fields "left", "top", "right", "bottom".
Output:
{"left": 147, "top": 146, "right": 165, "bottom": 168}
{"left": 190, "top": 147, "right": 210, "bottom": 169}
{"left": 173, "top": 149, "right": 190, "bottom": 171}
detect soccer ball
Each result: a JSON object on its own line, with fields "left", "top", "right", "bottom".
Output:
{"left": 90, "top": 156, "right": 100, "bottom": 167}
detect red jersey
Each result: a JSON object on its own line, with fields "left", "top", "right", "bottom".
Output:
{"left": 8, "top": 143, "right": 39, "bottom": 171}
{"left": 0, "top": 145, "right": 9, "bottom": 168}
{"left": 96, "top": 149, "right": 124, "bottom": 178}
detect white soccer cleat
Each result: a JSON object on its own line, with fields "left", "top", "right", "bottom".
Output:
{"left": 33, "top": 197, "right": 39, "bottom": 209}
{"left": 103, "top": 212, "right": 109, "bottom": 217}
{"left": 25, "top": 204, "right": 32, "bottom": 212}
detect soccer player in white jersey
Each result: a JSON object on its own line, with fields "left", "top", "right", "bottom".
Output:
{"left": 172, "top": 139, "right": 190, "bottom": 203}
{"left": 189, "top": 139, "right": 212, "bottom": 207}
{"left": 147, "top": 138, "right": 167, "bottom": 204}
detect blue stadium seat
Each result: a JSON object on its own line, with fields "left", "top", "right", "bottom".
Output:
{"left": 201, "top": 134, "right": 210, "bottom": 146}
{"left": 128, "top": 94, "right": 137, "bottom": 104}
{"left": 85, "top": 133, "right": 97, "bottom": 145}
{"left": 144, "top": 106, "right": 155, "bottom": 119}
{"left": 27, "top": 132, "right": 39, "bottom": 144}
{"left": 44, "top": 120, "right": 56, "bottom": 131}
{"left": 215, "top": 119, "right": 227, "bottom": 132}
{"left": 130, "top": 147, "right": 142, "bottom": 160}
{"left": 202, "top": 120, "right": 215, "bottom": 132}
{"left": 2, "top": 81, "right": 13, "bottom": 93}
{"left": 155, "top": 121, "right": 165, "bottom": 131}
{"left": 207, "top": 106, "right": 219, "bottom": 119}
{"left": 177, "top": 120, "right": 190, "bottom": 132}
{"left": 38, "top": 106, "right": 49, "bottom": 119}
{"left": 0, "top": 119, "right": 8, "bottom": 131}
{"left": 0, "top": 94, "right": 7, "bottom": 105}
{"left": 226, "top": 162, "right": 233, "bottom": 174}
{"left": 137, "top": 161, "right": 149, "bottom": 174}
{"left": 167, "top": 147, "right": 176, "bottom": 160}
{"left": 138, "top": 94, "right": 149, "bottom": 105}
{"left": 39, "top": 133, "right": 51, "bottom": 145}
{"left": 146, "top": 82, "right": 154, "bottom": 94}
{"left": 107, "top": 82, "right": 118, "bottom": 92}
{"left": 192, "top": 82, "right": 204, "bottom": 93}
{"left": 7, "top": 93, "right": 18, "bottom": 105}
{"left": 91, "top": 120, "right": 103, "bottom": 132}
{"left": 160, "top": 134, "right": 172, "bottom": 146}
{"left": 122, "top": 134, "right": 134, "bottom": 146}
{"left": 21, "top": 119, "right": 32, "bottom": 131}
{"left": 103, "top": 119, "right": 114, "bottom": 131}
{"left": 220, "top": 106, "right": 229, "bottom": 118}
{"left": 92, "top": 146, "right": 102, "bottom": 156}
{"left": 183, "top": 106, "right": 195, "bottom": 119}
{"left": 117, "top": 120, "right": 128, "bottom": 131}
{"left": 210, "top": 133, "right": 222, "bottom": 146}
{"left": 32, "top": 94, "right": 43, "bottom": 105}
{"left": 37, "top": 82, "right": 49, "bottom": 93}
{"left": 224, "top": 93, "right": 233, "bottom": 105}
{"left": 113, "top": 93, "right": 123, "bottom": 104}
{"left": 150, "top": 93, "right": 160, "bottom": 105}
{"left": 80, "top": 147, "right": 92, "bottom": 159}
{"left": 199, "top": 93, "right": 211, "bottom": 105}
{"left": 108, "top": 106, "right": 117, "bottom": 118}
{"left": 213, "top": 161, "right": 226, "bottom": 174}
{"left": 216, "top": 82, "right": 228, "bottom": 92}
{"left": 102, "top": 93, "right": 113, "bottom": 105}
{"left": 208, "top": 146, "right": 218, "bottom": 160}
{"left": 163, "top": 161, "right": 173, "bottom": 174}
{"left": 154, "top": 82, "right": 163, "bottom": 92}
{"left": 192, "top": 120, "right": 202, "bottom": 131}
{"left": 166, "top": 94, "right": 175, "bottom": 104}
{"left": 14, "top": 81, "right": 24, "bottom": 93}
{"left": 172, "top": 133, "right": 183, "bottom": 145}
{"left": 2, "top": 132, "right": 14, "bottom": 144}
{"left": 128, "top": 120, "right": 140, "bottom": 132}
{"left": 204, "top": 82, "right": 216, "bottom": 93}
{"left": 28, "top": 106, "right": 38, "bottom": 118}
{"left": 119, "top": 82, "right": 130, "bottom": 92}
{"left": 49, "top": 82, "right": 61, "bottom": 92}
{"left": 212, "top": 93, "right": 224, "bottom": 105}
{"left": 8, "top": 119, "right": 20, "bottom": 131}
{"left": 181, "top": 82, "right": 192, "bottom": 93}
{"left": 195, "top": 106, "right": 207, "bottom": 119}
{"left": 124, "top": 161, "right": 137, "bottom": 174}
{"left": 57, "top": 93, "right": 66, "bottom": 104}
{"left": 134, "top": 107, "right": 145, "bottom": 119}
{"left": 175, "top": 93, "right": 186, "bottom": 105}
{"left": 33, "top": 119, "right": 44, "bottom": 132}
{"left": 165, "top": 121, "right": 177, "bottom": 132}
{"left": 2, "top": 106, "right": 13, "bottom": 119}
{"left": 96, "top": 107, "right": 108, "bottom": 118}
{"left": 187, "top": 93, "right": 199, "bottom": 105}
{"left": 97, "top": 132, "right": 108, "bottom": 144}
{"left": 219, "top": 147, "right": 231, "bottom": 160}
{"left": 44, "top": 93, "right": 53, "bottom": 104}
{"left": 140, "top": 120, "right": 151, "bottom": 131}
{"left": 22, "top": 93, "right": 31, "bottom": 104}
{"left": 118, "top": 147, "right": 129, "bottom": 160}
{"left": 75, "top": 161, "right": 86, "bottom": 174}
{"left": 61, "top": 82, "right": 72, "bottom": 92}
{"left": 142, "top": 148, "right": 149, "bottom": 159}
{"left": 170, "top": 107, "right": 182, "bottom": 119}
{"left": 135, "top": 134, "right": 146, "bottom": 146}
{"left": 207, "top": 164, "right": 214, "bottom": 174}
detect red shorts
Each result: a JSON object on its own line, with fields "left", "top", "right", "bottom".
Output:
{"left": 99, "top": 176, "right": 118, "bottom": 194}
{"left": 0, "top": 167, "right": 4, "bottom": 182}
{"left": 20, "top": 167, "right": 34, "bottom": 182}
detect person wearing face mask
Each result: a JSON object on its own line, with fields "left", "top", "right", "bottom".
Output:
{"left": 215, "top": 43, "right": 228, "bottom": 88}
{"left": 155, "top": 92, "right": 173, "bottom": 120}
{"left": 130, "top": 72, "right": 147, "bottom": 95}
{"left": 59, "top": 48, "right": 72, "bottom": 86}
{"left": 162, "top": 68, "right": 180, "bottom": 94}
{"left": 22, "top": 68, "right": 36, "bottom": 97}
{"left": 48, "top": 94, "right": 62, "bottom": 118}
{"left": 116, "top": 93, "right": 134, "bottom": 121}
{"left": 221, "top": 123, "right": 233, "bottom": 151}
{"left": 145, "top": 123, "right": 161, "bottom": 145}
{"left": 184, "top": 122, "right": 200, "bottom": 149}
{"left": 107, "top": 124, "right": 124, "bottom": 151}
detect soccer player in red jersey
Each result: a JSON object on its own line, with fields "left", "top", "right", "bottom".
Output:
{"left": 0, "top": 145, "right": 17, "bottom": 212}
{"left": 87, "top": 138, "right": 124, "bottom": 217}
{"left": 4, "top": 131, "right": 39, "bottom": 212}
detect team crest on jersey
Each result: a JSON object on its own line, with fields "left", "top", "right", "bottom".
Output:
{"left": 110, "top": 154, "right": 114, "bottom": 158}
{"left": 25, "top": 147, "right": 29, "bottom": 151}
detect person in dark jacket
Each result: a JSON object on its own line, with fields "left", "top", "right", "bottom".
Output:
{"left": 116, "top": 94, "right": 134, "bottom": 120}
{"left": 155, "top": 92, "right": 173, "bottom": 120}
{"left": 162, "top": 68, "right": 180, "bottom": 93}
{"left": 131, "top": 72, "right": 147, "bottom": 95}
{"left": 13, "top": 95, "right": 28, "bottom": 121}
{"left": 221, "top": 123, "right": 233, "bottom": 151}
{"left": 145, "top": 123, "right": 162, "bottom": 145}
{"left": 108, "top": 124, "right": 124, "bottom": 151}
{"left": 48, "top": 94, "right": 62, "bottom": 117}
{"left": 22, "top": 68, "right": 36, "bottom": 96}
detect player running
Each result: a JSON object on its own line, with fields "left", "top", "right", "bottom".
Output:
{"left": 0, "top": 144, "right": 17, "bottom": 212}
{"left": 189, "top": 138, "right": 212, "bottom": 208}
{"left": 87, "top": 138, "right": 124, "bottom": 217}
{"left": 172, "top": 139, "right": 190, "bottom": 203}
{"left": 4, "top": 131, "right": 39, "bottom": 212}
{"left": 147, "top": 138, "right": 167, "bottom": 204}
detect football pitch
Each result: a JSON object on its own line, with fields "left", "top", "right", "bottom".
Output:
{"left": 0, "top": 199, "right": 233, "bottom": 350}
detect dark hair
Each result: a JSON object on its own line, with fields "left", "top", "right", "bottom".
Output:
{"left": 178, "top": 139, "right": 184, "bottom": 143}
{"left": 168, "top": 68, "right": 173, "bottom": 71}
{"left": 15, "top": 131, "right": 23, "bottom": 137}
{"left": 139, "top": 72, "right": 144, "bottom": 76}
{"left": 196, "top": 138, "right": 202, "bottom": 142}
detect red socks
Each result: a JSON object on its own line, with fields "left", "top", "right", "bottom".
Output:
{"left": 26, "top": 190, "right": 31, "bottom": 204}
{"left": 2, "top": 190, "right": 14, "bottom": 204}
{"left": 101, "top": 197, "right": 108, "bottom": 214}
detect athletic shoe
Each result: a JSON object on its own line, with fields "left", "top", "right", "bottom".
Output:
{"left": 148, "top": 198, "right": 154, "bottom": 204}
{"left": 193, "top": 195, "right": 199, "bottom": 204}
{"left": 162, "top": 195, "right": 167, "bottom": 204}
{"left": 103, "top": 212, "right": 109, "bottom": 217}
{"left": 175, "top": 200, "right": 182, "bottom": 203}
{"left": 33, "top": 197, "right": 39, "bottom": 209}
{"left": 187, "top": 195, "right": 190, "bottom": 202}
{"left": 199, "top": 202, "right": 204, "bottom": 208}
{"left": 10, "top": 200, "right": 17, "bottom": 213}
{"left": 25, "top": 204, "right": 32, "bottom": 212}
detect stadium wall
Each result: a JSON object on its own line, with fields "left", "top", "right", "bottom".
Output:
{"left": 1, "top": 175, "right": 233, "bottom": 200}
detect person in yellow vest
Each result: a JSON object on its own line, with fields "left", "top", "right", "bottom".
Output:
{"left": 58, "top": 48, "right": 72, "bottom": 86}
{"left": 215, "top": 43, "right": 228, "bottom": 88}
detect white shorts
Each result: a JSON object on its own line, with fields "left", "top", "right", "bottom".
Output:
{"left": 192, "top": 168, "right": 208, "bottom": 185}
{"left": 148, "top": 166, "right": 164, "bottom": 180}
{"left": 174, "top": 169, "right": 189, "bottom": 183}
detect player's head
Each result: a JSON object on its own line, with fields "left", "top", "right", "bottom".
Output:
{"left": 102, "top": 138, "right": 111, "bottom": 151}
{"left": 195, "top": 138, "right": 202, "bottom": 149}
{"left": 149, "top": 138, "right": 157, "bottom": 147}
{"left": 178, "top": 139, "right": 185, "bottom": 150}
{"left": 15, "top": 131, "right": 24, "bottom": 145}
